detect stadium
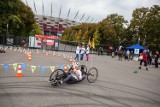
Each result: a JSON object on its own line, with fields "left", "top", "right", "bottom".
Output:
{"left": 24, "top": 0, "right": 95, "bottom": 36}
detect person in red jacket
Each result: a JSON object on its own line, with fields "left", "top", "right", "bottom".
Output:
{"left": 139, "top": 50, "right": 148, "bottom": 71}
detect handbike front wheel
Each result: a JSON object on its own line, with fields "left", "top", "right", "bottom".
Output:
{"left": 87, "top": 67, "right": 98, "bottom": 83}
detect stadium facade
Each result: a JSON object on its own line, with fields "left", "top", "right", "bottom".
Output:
{"left": 24, "top": 0, "right": 94, "bottom": 36}
{"left": 35, "top": 15, "right": 80, "bottom": 36}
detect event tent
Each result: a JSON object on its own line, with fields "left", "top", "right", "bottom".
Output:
{"left": 126, "top": 44, "right": 144, "bottom": 50}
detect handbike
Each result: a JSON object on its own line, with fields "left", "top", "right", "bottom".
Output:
{"left": 49, "top": 65, "right": 98, "bottom": 86}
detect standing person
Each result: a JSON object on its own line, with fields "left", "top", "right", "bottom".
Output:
{"left": 155, "top": 51, "right": 159, "bottom": 68}
{"left": 101, "top": 47, "right": 104, "bottom": 55}
{"left": 80, "top": 45, "right": 85, "bottom": 60}
{"left": 98, "top": 47, "right": 102, "bottom": 56}
{"left": 21, "top": 39, "right": 25, "bottom": 47}
{"left": 138, "top": 50, "right": 148, "bottom": 71}
{"left": 74, "top": 45, "right": 80, "bottom": 61}
{"left": 86, "top": 45, "right": 90, "bottom": 61}
{"left": 126, "top": 50, "right": 130, "bottom": 61}
{"left": 147, "top": 50, "right": 152, "bottom": 67}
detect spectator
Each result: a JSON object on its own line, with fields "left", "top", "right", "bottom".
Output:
{"left": 21, "top": 39, "right": 25, "bottom": 47}
{"left": 85, "top": 45, "right": 90, "bottom": 61}
{"left": 155, "top": 51, "right": 159, "bottom": 68}
{"left": 147, "top": 50, "right": 152, "bottom": 67}
{"left": 126, "top": 50, "right": 130, "bottom": 61}
{"left": 138, "top": 50, "right": 148, "bottom": 71}
{"left": 74, "top": 45, "right": 80, "bottom": 61}
{"left": 80, "top": 45, "right": 85, "bottom": 60}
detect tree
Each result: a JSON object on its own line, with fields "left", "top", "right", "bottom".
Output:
{"left": 0, "top": 0, "right": 36, "bottom": 37}
{"left": 129, "top": 7, "right": 149, "bottom": 45}
{"left": 98, "top": 14, "right": 127, "bottom": 47}
{"left": 144, "top": 5, "right": 160, "bottom": 50}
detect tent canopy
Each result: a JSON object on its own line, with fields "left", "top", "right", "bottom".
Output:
{"left": 126, "top": 44, "right": 144, "bottom": 50}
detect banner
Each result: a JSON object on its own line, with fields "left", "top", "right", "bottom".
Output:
{"left": 50, "top": 66, "right": 55, "bottom": 72}
{"left": 4, "top": 64, "right": 9, "bottom": 72}
{"left": 13, "top": 63, "right": 18, "bottom": 71}
{"left": 31, "top": 66, "right": 36, "bottom": 73}
{"left": 40, "top": 66, "right": 46, "bottom": 74}
{"left": 58, "top": 65, "right": 64, "bottom": 70}
{"left": 21, "top": 64, "right": 26, "bottom": 71}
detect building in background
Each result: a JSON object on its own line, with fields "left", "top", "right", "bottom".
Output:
{"left": 35, "top": 15, "right": 80, "bottom": 36}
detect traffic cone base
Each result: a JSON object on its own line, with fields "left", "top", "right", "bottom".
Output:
{"left": 16, "top": 73, "right": 23, "bottom": 77}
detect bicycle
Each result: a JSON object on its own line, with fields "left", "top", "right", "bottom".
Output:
{"left": 49, "top": 65, "right": 98, "bottom": 86}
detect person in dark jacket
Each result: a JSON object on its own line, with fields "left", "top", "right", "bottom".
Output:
{"left": 155, "top": 51, "right": 159, "bottom": 68}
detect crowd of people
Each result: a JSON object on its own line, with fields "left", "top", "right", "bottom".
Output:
{"left": 74, "top": 44, "right": 90, "bottom": 61}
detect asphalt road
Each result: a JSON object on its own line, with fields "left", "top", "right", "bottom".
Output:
{"left": 0, "top": 48, "right": 160, "bottom": 107}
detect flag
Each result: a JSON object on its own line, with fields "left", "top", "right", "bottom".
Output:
{"left": 89, "top": 36, "right": 95, "bottom": 48}
{"left": 91, "top": 37, "right": 95, "bottom": 48}
{"left": 50, "top": 66, "right": 55, "bottom": 72}
{"left": 13, "top": 63, "right": 18, "bottom": 71}
{"left": 88, "top": 39, "right": 91, "bottom": 47}
{"left": 58, "top": 65, "right": 64, "bottom": 70}
{"left": 40, "top": 66, "right": 46, "bottom": 74}
{"left": 21, "top": 64, "right": 26, "bottom": 71}
{"left": 31, "top": 66, "right": 36, "bottom": 73}
{"left": 4, "top": 64, "right": 9, "bottom": 72}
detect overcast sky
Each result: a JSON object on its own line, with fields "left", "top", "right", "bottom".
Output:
{"left": 23, "top": 0, "right": 160, "bottom": 23}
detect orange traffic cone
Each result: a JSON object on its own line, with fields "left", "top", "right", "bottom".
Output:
{"left": 28, "top": 54, "right": 32, "bottom": 61}
{"left": 53, "top": 53, "right": 56, "bottom": 57}
{"left": 69, "top": 57, "right": 73, "bottom": 62}
{"left": 46, "top": 52, "right": 48, "bottom": 56}
{"left": 58, "top": 54, "right": 60, "bottom": 57}
{"left": 63, "top": 56, "right": 66, "bottom": 60}
{"left": 64, "top": 65, "right": 68, "bottom": 72}
{"left": 16, "top": 64, "right": 23, "bottom": 77}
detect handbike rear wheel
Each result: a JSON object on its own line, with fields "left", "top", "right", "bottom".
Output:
{"left": 49, "top": 69, "right": 65, "bottom": 86}
{"left": 87, "top": 67, "right": 98, "bottom": 83}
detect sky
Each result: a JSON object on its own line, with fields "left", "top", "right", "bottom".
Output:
{"left": 23, "top": 0, "right": 160, "bottom": 23}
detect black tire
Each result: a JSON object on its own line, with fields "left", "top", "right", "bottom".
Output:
{"left": 49, "top": 69, "right": 66, "bottom": 86}
{"left": 87, "top": 67, "right": 98, "bottom": 83}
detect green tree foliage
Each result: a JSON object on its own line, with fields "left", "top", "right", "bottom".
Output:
{"left": 129, "top": 7, "right": 149, "bottom": 45}
{"left": 129, "top": 5, "right": 160, "bottom": 50}
{"left": 93, "top": 29, "right": 100, "bottom": 44}
{"left": 0, "top": 0, "right": 40, "bottom": 37}
{"left": 61, "top": 23, "right": 97, "bottom": 44}
{"left": 98, "top": 14, "right": 127, "bottom": 47}
{"left": 62, "top": 5, "right": 160, "bottom": 50}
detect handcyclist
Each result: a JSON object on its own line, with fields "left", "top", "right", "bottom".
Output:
{"left": 59, "top": 62, "right": 83, "bottom": 85}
